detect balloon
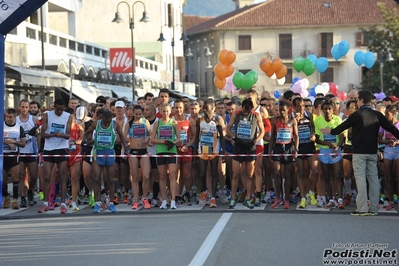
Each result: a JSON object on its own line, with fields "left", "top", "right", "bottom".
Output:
{"left": 214, "top": 62, "right": 227, "bottom": 79}
{"left": 274, "top": 90, "right": 281, "bottom": 98}
{"left": 364, "top": 51, "right": 376, "bottom": 69}
{"left": 270, "top": 73, "right": 277, "bottom": 80}
{"left": 354, "top": 51, "right": 365, "bottom": 66}
{"left": 307, "top": 96, "right": 315, "bottom": 104}
{"left": 242, "top": 70, "right": 258, "bottom": 90}
{"left": 214, "top": 76, "right": 226, "bottom": 90}
{"left": 293, "top": 56, "right": 305, "bottom": 72}
{"left": 271, "top": 58, "right": 283, "bottom": 73}
{"left": 265, "top": 69, "right": 275, "bottom": 78}
{"left": 331, "top": 44, "right": 341, "bottom": 61}
{"left": 277, "top": 77, "right": 286, "bottom": 85}
{"left": 302, "top": 78, "right": 310, "bottom": 89}
{"left": 338, "top": 40, "right": 350, "bottom": 57}
{"left": 224, "top": 51, "right": 236, "bottom": 65}
{"left": 315, "top": 85, "right": 324, "bottom": 94}
{"left": 291, "top": 80, "right": 302, "bottom": 93}
{"left": 329, "top": 82, "right": 338, "bottom": 96}
{"left": 316, "top": 57, "right": 329, "bottom": 73}
{"left": 321, "top": 82, "right": 330, "bottom": 94}
{"left": 300, "top": 88, "right": 309, "bottom": 98}
{"left": 307, "top": 54, "right": 318, "bottom": 65}
{"left": 302, "top": 59, "right": 316, "bottom": 76}
{"left": 218, "top": 49, "right": 228, "bottom": 63}
{"left": 232, "top": 72, "right": 244, "bottom": 89}
{"left": 379, "top": 92, "right": 386, "bottom": 100}
{"left": 338, "top": 91, "right": 347, "bottom": 101}
{"left": 223, "top": 74, "right": 236, "bottom": 93}
{"left": 225, "top": 64, "right": 234, "bottom": 77}
{"left": 309, "top": 86, "right": 316, "bottom": 97}
{"left": 292, "top": 77, "right": 300, "bottom": 84}
{"left": 259, "top": 57, "right": 272, "bottom": 73}
{"left": 276, "top": 65, "right": 287, "bottom": 79}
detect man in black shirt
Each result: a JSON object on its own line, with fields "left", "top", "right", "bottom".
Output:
{"left": 322, "top": 90, "right": 399, "bottom": 216}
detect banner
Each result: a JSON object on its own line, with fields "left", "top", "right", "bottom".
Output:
{"left": 0, "top": 0, "right": 28, "bottom": 24}
{"left": 110, "top": 47, "right": 136, "bottom": 74}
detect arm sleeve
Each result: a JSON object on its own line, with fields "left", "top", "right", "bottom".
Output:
{"left": 330, "top": 113, "right": 356, "bottom": 135}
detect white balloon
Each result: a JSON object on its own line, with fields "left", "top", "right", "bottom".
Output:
{"left": 315, "top": 85, "right": 323, "bottom": 94}
{"left": 300, "top": 88, "right": 309, "bottom": 98}
{"left": 302, "top": 78, "right": 310, "bottom": 89}
{"left": 270, "top": 73, "right": 277, "bottom": 80}
{"left": 277, "top": 77, "right": 286, "bottom": 85}
{"left": 321, "top": 82, "right": 330, "bottom": 94}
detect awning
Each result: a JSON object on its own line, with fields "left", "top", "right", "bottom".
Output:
{"left": 5, "top": 64, "right": 70, "bottom": 87}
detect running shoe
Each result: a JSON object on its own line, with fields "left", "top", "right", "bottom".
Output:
{"left": 109, "top": 204, "right": 117, "bottom": 213}
{"left": 325, "top": 200, "right": 336, "bottom": 209}
{"left": 160, "top": 200, "right": 168, "bottom": 209}
{"left": 307, "top": 192, "right": 317, "bottom": 206}
{"left": 113, "top": 195, "right": 119, "bottom": 205}
{"left": 38, "top": 204, "right": 48, "bottom": 213}
{"left": 237, "top": 191, "right": 245, "bottom": 203}
{"left": 228, "top": 199, "right": 236, "bottom": 209}
{"left": 38, "top": 191, "right": 44, "bottom": 201}
{"left": 20, "top": 197, "right": 27, "bottom": 208}
{"left": 143, "top": 198, "right": 151, "bottom": 209}
{"left": 3, "top": 196, "right": 10, "bottom": 209}
{"left": 199, "top": 191, "right": 207, "bottom": 206}
{"left": 48, "top": 202, "right": 55, "bottom": 210}
{"left": 170, "top": 200, "right": 177, "bottom": 210}
{"left": 60, "top": 204, "right": 67, "bottom": 214}
{"left": 379, "top": 194, "right": 386, "bottom": 204}
{"left": 385, "top": 201, "right": 394, "bottom": 211}
{"left": 210, "top": 197, "right": 217, "bottom": 208}
{"left": 383, "top": 200, "right": 389, "bottom": 208}
{"left": 54, "top": 197, "right": 61, "bottom": 207}
{"left": 338, "top": 198, "right": 345, "bottom": 209}
{"left": 151, "top": 199, "right": 159, "bottom": 207}
{"left": 350, "top": 211, "right": 369, "bottom": 216}
{"left": 93, "top": 203, "right": 100, "bottom": 213}
{"left": 254, "top": 197, "right": 261, "bottom": 207}
{"left": 218, "top": 189, "right": 228, "bottom": 204}
{"left": 12, "top": 199, "right": 20, "bottom": 210}
{"left": 104, "top": 196, "right": 110, "bottom": 210}
{"left": 245, "top": 199, "right": 254, "bottom": 209}
{"left": 123, "top": 194, "right": 128, "bottom": 204}
{"left": 317, "top": 199, "right": 325, "bottom": 208}
{"left": 271, "top": 198, "right": 282, "bottom": 209}
{"left": 83, "top": 195, "right": 89, "bottom": 204}
{"left": 183, "top": 192, "right": 192, "bottom": 206}
{"left": 89, "top": 193, "right": 95, "bottom": 207}
{"left": 28, "top": 192, "right": 36, "bottom": 206}
{"left": 368, "top": 212, "right": 378, "bottom": 216}
{"left": 344, "top": 193, "right": 352, "bottom": 206}
{"left": 393, "top": 194, "right": 399, "bottom": 204}
{"left": 71, "top": 202, "right": 79, "bottom": 211}
{"left": 298, "top": 198, "right": 307, "bottom": 209}
{"left": 131, "top": 202, "right": 140, "bottom": 210}
{"left": 263, "top": 191, "right": 271, "bottom": 203}
{"left": 284, "top": 200, "right": 290, "bottom": 209}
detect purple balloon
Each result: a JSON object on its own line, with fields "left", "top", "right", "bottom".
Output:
{"left": 291, "top": 80, "right": 302, "bottom": 93}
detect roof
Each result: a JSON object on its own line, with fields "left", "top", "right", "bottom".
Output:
{"left": 187, "top": 0, "right": 399, "bottom": 35}
{"left": 184, "top": 15, "right": 215, "bottom": 31}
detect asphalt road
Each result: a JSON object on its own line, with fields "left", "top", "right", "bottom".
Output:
{"left": 0, "top": 202, "right": 398, "bottom": 266}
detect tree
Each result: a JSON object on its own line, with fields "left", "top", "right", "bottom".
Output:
{"left": 361, "top": 3, "right": 399, "bottom": 95}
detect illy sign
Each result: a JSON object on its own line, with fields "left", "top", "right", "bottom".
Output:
{"left": 110, "top": 48, "right": 136, "bottom": 74}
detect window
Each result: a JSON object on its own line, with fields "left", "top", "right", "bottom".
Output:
{"left": 26, "top": 28, "right": 36, "bottom": 39}
{"left": 320, "top": 67, "right": 334, "bottom": 82}
{"left": 38, "top": 32, "right": 47, "bottom": 42}
{"left": 238, "top": 35, "right": 251, "bottom": 50}
{"left": 286, "top": 69, "right": 293, "bottom": 83}
{"left": 319, "top": 33, "right": 333, "bottom": 58}
{"left": 59, "top": 37, "right": 67, "bottom": 48}
{"left": 49, "top": 34, "right": 57, "bottom": 45}
{"left": 94, "top": 48, "right": 100, "bottom": 56}
{"left": 69, "top": 40, "right": 76, "bottom": 51}
{"left": 279, "top": 34, "right": 292, "bottom": 59}
{"left": 77, "top": 43, "right": 84, "bottom": 52}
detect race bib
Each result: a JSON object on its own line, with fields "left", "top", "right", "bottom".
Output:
{"left": 323, "top": 133, "right": 336, "bottom": 143}
{"left": 130, "top": 124, "right": 146, "bottom": 139}
{"left": 237, "top": 121, "right": 252, "bottom": 140}
{"left": 200, "top": 131, "right": 214, "bottom": 147}
{"left": 50, "top": 123, "right": 65, "bottom": 134}
{"left": 97, "top": 131, "right": 112, "bottom": 147}
{"left": 276, "top": 128, "right": 291, "bottom": 143}
{"left": 159, "top": 125, "right": 173, "bottom": 140}
{"left": 3, "top": 132, "right": 19, "bottom": 151}
{"left": 298, "top": 126, "right": 311, "bottom": 143}
{"left": 180, "top": 129, "right": 188, "bottom": 144}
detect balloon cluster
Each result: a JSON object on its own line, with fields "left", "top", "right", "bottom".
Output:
{"left": 308, "top": 82, "right": 339, "bottom": 97}
{"left": 259, "top": 58, "right": 287, "bottom": 85}
{"left": 373, "top": 92, "right": 386, "bottom": 101}
{"left": 291, "top": 78, "right": 310, "bottom": 97}
{"left": 232, "top": 71, "right": 259, "bottom": 91}
{"left": 331, "top": 40, "right": 350, "bottom": 61}
{"left": 354, "top": 51, "right": 376, "bottom": 69}
{"left": 214, "top": 49, "right": 236, "bottom": 89}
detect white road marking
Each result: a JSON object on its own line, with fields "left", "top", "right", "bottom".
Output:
{"left": 189, "top": 213, "right": 232, "bottom": 266}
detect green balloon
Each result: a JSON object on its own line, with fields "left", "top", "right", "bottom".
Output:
{"left": 302, "top": 59, "right": 316, "bottom": 76}
{"left": 247, "top": 70, "right": 258, "bottom": 87}
{"left": 232, "top": 72, "right": 244, "bottom": 89}
{"left": 293, "top": 56, "right": 305, "bottom": 72}
{"left": 242, "top": 71, "right": 258, "bottom": 91}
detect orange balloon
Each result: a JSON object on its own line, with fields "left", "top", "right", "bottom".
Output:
{"left": 214, "top": 76, "right": 226, "bottom": 89}
{"left": 214, "top": 62, "right": 227, "bottom": 79}
{"left": 259, "top": 57, "right": 271, "bottom": 73}
{"left": 271, "top": 58, "right": 283, "bottom": 73}
{"left": 276, "top": 65, "right": 287, "bottom": 79}
{"left": 218, "top": 49, "right": 229, "bottom": 63}
{"left": 225, "top": 64, "right": 234, "bottom": 77}
{"left": 265, "top": 69, "right": 275, "bottom": 78}
{"left": 224, "top": 51, "right": 236, "bottom": 65}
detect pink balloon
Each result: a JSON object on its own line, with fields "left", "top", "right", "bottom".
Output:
{"left": 223, "top": 74, "right": 236, "bottom": 93}
{"left": 338, "top": 91, "right": 347, "bottom": 101}
{"left": 291, "top": 80, "right": 302, "bottom": 93}
{"left": 300, "top": 88, "right": 309, "bottom": 98}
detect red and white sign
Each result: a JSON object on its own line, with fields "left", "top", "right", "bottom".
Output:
{"left": 110, "top": 48, "right": 136, "bottom": 74}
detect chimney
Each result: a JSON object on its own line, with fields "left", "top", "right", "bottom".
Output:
{"left": 232, "top": 0, "right": 255, "bottom": 9}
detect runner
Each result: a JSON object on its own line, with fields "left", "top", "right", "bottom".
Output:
{"left": 150, "top": 103, "right": 181, "bottom": 210}
{"left": 39, "top": 99, "right": 73, "bottom": 214}
{"left": 215, "top": 101, "right": 228, "bottom": 204}
{"left": 2, "top": 109, "right": 26, "bottom": 209}
{"left": 226, "top": 99, "right": 264, "bottom": 209}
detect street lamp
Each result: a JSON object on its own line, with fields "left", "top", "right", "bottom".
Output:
{"left": 112, "top": 1, "right": 149, "bottom": 100}
{"left": 157, "top": 24, "right": 189, "bottom": 91}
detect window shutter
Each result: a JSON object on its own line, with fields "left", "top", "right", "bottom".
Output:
{"left": 356, "top": 32, "right": 363, "bottom": 47}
